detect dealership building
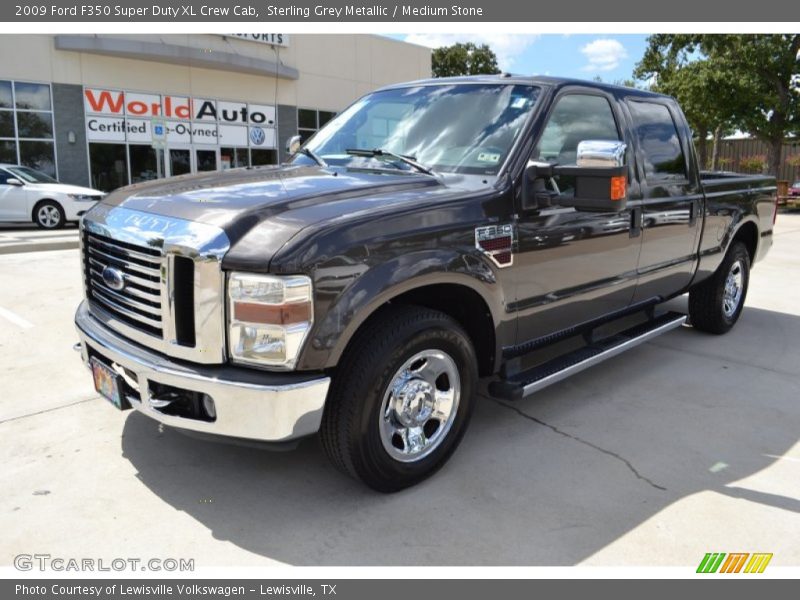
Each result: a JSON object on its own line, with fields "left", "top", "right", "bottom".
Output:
{"left": 0, "top": 34, "right": 431, "bottom": 191}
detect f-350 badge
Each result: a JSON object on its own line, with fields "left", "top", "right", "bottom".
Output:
{"left": 475, "top": 224, "right": 515, "bottom": 267}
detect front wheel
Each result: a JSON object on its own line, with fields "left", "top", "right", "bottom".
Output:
{"left": 320, "top": 305, "right": 478, "bottom": 492}
{"left": 34, "top": 201, "right": 65, "bottom": 229}
{"left": 689, "top": 241, "right": 750, "bottom": 334}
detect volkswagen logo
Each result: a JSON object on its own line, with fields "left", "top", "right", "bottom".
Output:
{"left": 101, "top": 266, "right": 126, "bottom": 291}
{"left": 249, "top": 127, "right": 266, "bottom": 146}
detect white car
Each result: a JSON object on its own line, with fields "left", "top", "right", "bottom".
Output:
{"left": 0, "top": 164, "right": 105, "bottom": 229}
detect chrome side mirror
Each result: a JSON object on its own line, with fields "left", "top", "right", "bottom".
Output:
{"left": 6, "top": 178, "right": 24, "bottom": 186}
{"left": 286, "top": 134, "right": 302, "bottom": 156}
{"left": 576, "top": 140, "right": 627, "bottom": 168}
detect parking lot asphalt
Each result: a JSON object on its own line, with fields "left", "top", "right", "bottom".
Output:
{"left": 0, "top": 214, "right": 798, "bottom": 568}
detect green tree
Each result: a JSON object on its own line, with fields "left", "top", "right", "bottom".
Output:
{"left": 636, "top": 51, "right": 740, "bottom": 169}
{"left": 431, "top": 42, "right": 501, "bottom": 77}
{"left": 635, "top": 34, "right": 800, "bottom": 175}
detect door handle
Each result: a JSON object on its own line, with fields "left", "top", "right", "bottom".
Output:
{"left": 689, "top": 199, "right": 701, "bottom": 226}
{"left": 630, "top": 206, "right": 642, "bottom": 238}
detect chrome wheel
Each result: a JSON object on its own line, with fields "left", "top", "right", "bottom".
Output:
{"left": 379, "top": 349, "right": 461, "bottom": 463}
{"left": 37, "top": 204, "right": 61, "bottom": 228}
{"left": 722, "top": 259, "right": 744, "bottom": 318}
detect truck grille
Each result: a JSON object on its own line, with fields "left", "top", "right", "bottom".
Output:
{"left": 83, "top": 231, "right": 164, "bottom": 338}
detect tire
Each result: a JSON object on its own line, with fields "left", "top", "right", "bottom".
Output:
{"left": 320, "top": 305, "right": 478, "bottom": 492}
{"left": 689, "top": 241, "right": 750, "bottom": 334}
{"left": 34, "top": 200, "right": 65, "bottom": 229}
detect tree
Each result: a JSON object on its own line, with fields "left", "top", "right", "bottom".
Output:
{"left": 635, "top": 35, "right": 800, "bottom": 175}
{"left": 432, "top": 42, "right": 501, "bottom": 78}
{"left": 636, "top": 51, "right": 741, "bottom": 169}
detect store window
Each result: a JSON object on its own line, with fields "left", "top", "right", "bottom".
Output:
{"left": 0, "top": 141, "right": 15, "bottom": 163}
{"left": 298, "top": 108, "right": 336, "bottom": 144}
{"left": 221, "top": 147, "right": 248, "bottom": 170}
{"left": 251, "top": 149, "right": 277, "bottom": 166}
{"left": 129, "top": 145, "right": 163, "bottom": 184}
{"left": 89, "top": 143, "right": 128, "bottom": 192}
{"left": 0, "top": 80, "right": 56, "bottom": 177}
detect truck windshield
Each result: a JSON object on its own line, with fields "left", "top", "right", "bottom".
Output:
{"left": 296, "top": 83, "right": 541, "bottom": 176}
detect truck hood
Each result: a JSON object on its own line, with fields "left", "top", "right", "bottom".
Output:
{"left": 101, "top": 164, "right": 444, "bottom": 248}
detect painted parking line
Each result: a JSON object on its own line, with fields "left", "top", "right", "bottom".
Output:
{"left": 0, "top": 305, "right": 34, "bottom": 329}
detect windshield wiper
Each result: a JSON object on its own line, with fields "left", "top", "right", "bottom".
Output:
{"left": 300, "top": 147, "right": 327, "bottom": 167}
{"left": 345, "top": 148, "right": 434, "bottom": 176}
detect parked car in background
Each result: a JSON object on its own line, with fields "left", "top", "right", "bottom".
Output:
{"left": 0, "top": 164, "right": 104, "bottom": 229}
{"left": 789, "top": 181, "right": 800, "bottom": 197}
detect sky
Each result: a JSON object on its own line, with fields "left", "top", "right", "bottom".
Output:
{"left": 386, "top": 34, "right": 650, "bottom": 83}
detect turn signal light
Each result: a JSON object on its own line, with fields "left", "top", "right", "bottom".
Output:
{"left": 610, "top": 175, "right": 627, "bottom": 201}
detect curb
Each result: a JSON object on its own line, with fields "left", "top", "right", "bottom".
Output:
{"left": 0, "top": 239, "right": 80, "bottom": 255}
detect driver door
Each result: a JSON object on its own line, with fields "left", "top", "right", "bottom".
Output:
{"left": 513, "top": 89, "right": 643, "bottom": 343}
{"left": 0, "top": 169, "right": 29, "bottom": 221}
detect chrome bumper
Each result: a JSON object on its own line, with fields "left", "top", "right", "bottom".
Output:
{"left": 74, "top": 301, "right": 330, "bottom": 442}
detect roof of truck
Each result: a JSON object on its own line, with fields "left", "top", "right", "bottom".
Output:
{"left": 377, "top": 74, "right": 673, "bottom": 100}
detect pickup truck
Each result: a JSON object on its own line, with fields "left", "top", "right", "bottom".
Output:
{"left": 74, "top": 76, "right": 777, "bottom": 492}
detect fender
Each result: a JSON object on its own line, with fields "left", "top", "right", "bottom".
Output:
{"left": 694, "top": 182, "right": 774, "bottom": 285}
{"left": 294, "top": 248, "right": 511, "bottom": 371}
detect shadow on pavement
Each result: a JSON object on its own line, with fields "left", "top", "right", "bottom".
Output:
{"left": 121, "top": 305, "right": 800, "bottom": 565}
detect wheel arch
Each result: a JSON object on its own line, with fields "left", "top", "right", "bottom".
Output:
{"left": 353, "top": 282, "right": 498, "bottom": 377}
{"left": 300, "top": 253, "right": 508, "bottom": 376}
{"left": 731, "top": 219, "right": 758, "bottom": 265}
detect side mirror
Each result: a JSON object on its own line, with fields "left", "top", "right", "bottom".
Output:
{"left": 286, "top": 134, "right": 302, "bottom": 156}
{"left": 6, "top": 178, "right": 23, "bottom": 187}
{"left": 525, "top": 140, "right": 628, "bottom": 212}
{"left": 576, "top": 140, "right": 626, "bottom": 168}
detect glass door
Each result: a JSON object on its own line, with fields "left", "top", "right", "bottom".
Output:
{"left": 168, "top": 148, "right": 191, "bottom": 177}
{"left": 195, "top": 148, "right": 218, "bottom": 172}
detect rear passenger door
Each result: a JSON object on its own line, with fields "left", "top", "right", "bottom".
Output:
{"left": 625, "top": 99, "right": 702, "bottom": 301}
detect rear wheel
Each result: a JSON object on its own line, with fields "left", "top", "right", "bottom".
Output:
{"left": 34, "top": 201, "right": 65, "bottom": 229}
{"left": 320, "top": 305, "right": 478, "bottom": 492}
{"left": 689, "top": 241, "right": 750, "bottom": 334}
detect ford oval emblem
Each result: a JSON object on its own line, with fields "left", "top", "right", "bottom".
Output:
{"left": 249, "top": 127, "right": 266, "bottom": 146}
{"left": 101, "top": 266, "right": 126, "bottom": 291}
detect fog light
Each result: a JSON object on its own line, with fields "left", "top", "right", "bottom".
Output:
{"left": 202, "top": 395, "right": 216, "bottom": 420}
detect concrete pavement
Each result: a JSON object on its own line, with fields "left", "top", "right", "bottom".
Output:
{"left": 0, "top": 214, "right": 798, "bottom": 567}
{"left": 0, "top": 224, "right": 80, "bottom": 255}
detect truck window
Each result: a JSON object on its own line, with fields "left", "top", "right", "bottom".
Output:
{"left": 628, "top": 101, "right": 687, "bottom": 181}
{"left": 532, "top": 93, "right": 622, "bottom": 197}
{"left": 300, "top": 84, "right": 541, "bottom": 176}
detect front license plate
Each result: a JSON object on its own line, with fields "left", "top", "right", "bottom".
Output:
{"left": 90, "top": 357, "right": 130, "bottom": 410}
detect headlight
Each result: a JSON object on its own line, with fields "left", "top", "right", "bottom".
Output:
{"left": 68, "top": 193, "right": 100, "bottom": 201}
{"left": 227, "top": 272, "right": 314, "bottom": 369}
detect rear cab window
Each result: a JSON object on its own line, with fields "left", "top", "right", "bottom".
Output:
{"left": 627, "top": 100, "right": 688, "bottom": 183}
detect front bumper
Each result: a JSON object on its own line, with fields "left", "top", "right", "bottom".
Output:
{"left": 74, "top": 301, "right": 330, "bottom": 442}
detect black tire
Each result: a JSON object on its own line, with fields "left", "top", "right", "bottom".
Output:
{"left": 689, "top": 241, "right": 750, "bottom": 334}
{"left": 320, "top": 305, "right": 478, "bottom": 492}
{"left": 34, "top": 200, "right": 65, "bottom": 229}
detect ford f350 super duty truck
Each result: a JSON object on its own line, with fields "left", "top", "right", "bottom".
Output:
{"left": 74, "top": 76, "right": 776, "bottom": 491}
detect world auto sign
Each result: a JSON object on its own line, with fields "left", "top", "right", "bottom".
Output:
{"left": 83, "top": 88, "right": 276, "bottom": 149}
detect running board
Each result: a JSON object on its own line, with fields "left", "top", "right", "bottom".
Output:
{"left": 489, "top": 312, "right": 687, "bottom": 401}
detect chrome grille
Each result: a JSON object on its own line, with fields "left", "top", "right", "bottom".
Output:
{"left": 80, "top": 204, "right": 231, "bottom": 364}
{"left": 83, "top": 231, "right": 164, "bottom": 338}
